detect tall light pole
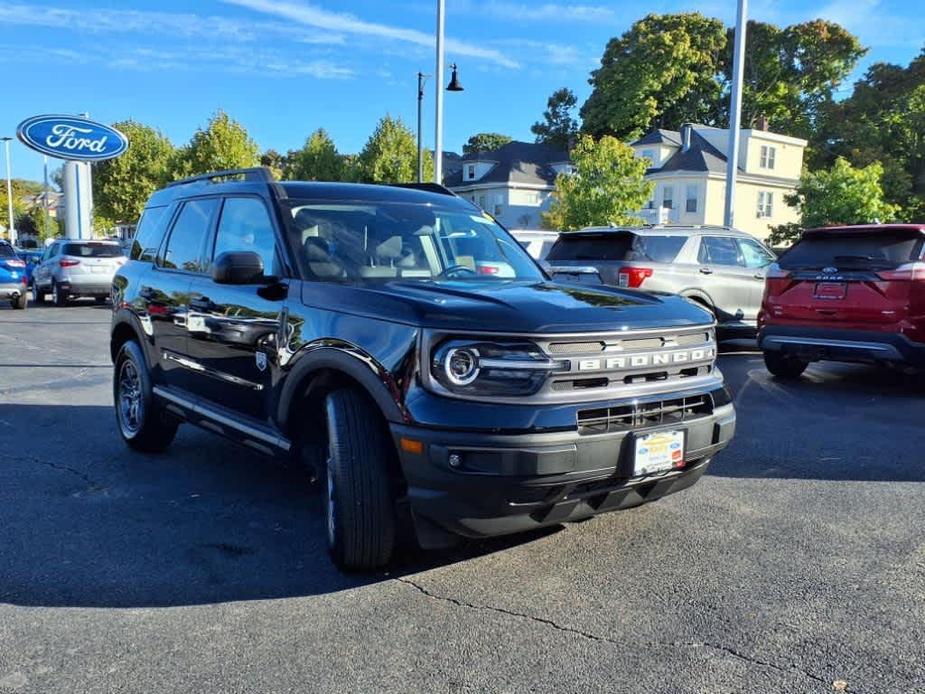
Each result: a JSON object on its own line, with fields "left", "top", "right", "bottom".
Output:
{"left": 1, "top": 137, "right": 14, "bottom": 245}
{"left": 723, "top": 0, "right": 748, "bottom": 228}
{"left": 43, "top": 155, "right": 52, "bottom": 238}
{"left": 434, "top": 0, "right": 446, "bottom": 185}
{"left": 417, "top": 72, "right": 429, "bottom": 183}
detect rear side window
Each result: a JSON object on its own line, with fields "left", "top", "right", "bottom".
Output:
{"left": 546, "top": 234, "right": 633, "bottom": 261}
{"left": 62, "top": 243, "right": 123, "bottom": 258}
{"left": 132, "top": 206, "right": 169, "bottom": 262}
{"left": 158, "top": 199, "right": 219, "bottom": 273}
{"left": 780, "top": 232, "right": 924, "bottom": 270}
{"left": 627, "top": 235, "right": 686, "bottom": 263}
{"left": 0, "top": 242, "right": 13, "bottom": 258}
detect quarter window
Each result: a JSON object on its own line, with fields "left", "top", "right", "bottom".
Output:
{"left": 213, "top": 197, "right": 280, "bottom": 276}
{"left": 159, "top": 198, "right": 219, "bottom": 273}
{"left": 738, "top": 239, "right": 775, "bottom": 268}
{"left": 132, "top": 205, "right": 169, "bottom": 262}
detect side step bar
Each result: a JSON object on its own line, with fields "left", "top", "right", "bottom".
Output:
{"left": 153, "top": 386, "right": 291, "bottom": 454}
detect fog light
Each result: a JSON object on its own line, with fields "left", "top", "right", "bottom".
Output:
{"left": 448, "top": 453, "right": 462, "bottom": 468}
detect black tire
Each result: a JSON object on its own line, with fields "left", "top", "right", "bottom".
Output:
{"left": 114, "top": 340, "right": 179, "bottom": 453}
{"left": 32, "top": 283, "right": 46, "bottom": 305}
{"left": 11, "top": 292, "right": 27, "bottom": 310}
{"left": 763, "top": 350, "right": 809, "bottom": 379}
{"left": 323, "top": 389, "right": 397, "bottom": 570}
{"left": 52, "top": 281, "right": 68, "bottom": 307}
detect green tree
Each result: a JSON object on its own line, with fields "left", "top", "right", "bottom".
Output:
{"left": 768, "top": 158, "right": 899, "bottom": 246}
{"left": 17, "top": 207, "right": 60, "bottom": 243}
{"left": 719, "top": 20, "right": 864, "bottom": 139}
{"left": 355, "top": 115, "right": 432, "bottom": 183}
{"left": 1, "top": 179, "right": 43, "bottom": 239}
{"left": 93, "top": 120, "right": 175, "bottom": 225}
{"left": 531, "top": 88, "right": 579, "bottom": 150}
{"left": 580, "top": 13, "right": 727, "bottom": 140}
{"left": 260, "top": 148, "right": 287, "bottom": 181}
{"left": 462, "top": 133, "right": 513, "bottom": 155}
{"left": 542, "top": 135, "right": 653, "bottom": 231}
{"left": 286, "top": 129, "right": 344, "bottom": 181}
{"left": 172, "top": 110, "right": 260, "bottom": 177}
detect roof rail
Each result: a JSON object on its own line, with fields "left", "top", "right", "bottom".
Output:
{"left": 166, "top": 167, "right": 275, "bottom": 188}
{"left": 389, "top": 182, "right": 458, "bottom": 197}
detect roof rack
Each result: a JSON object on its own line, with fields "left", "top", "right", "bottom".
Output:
{"left": 166, "top": 167, "right": 275, "bottom": 188}
{"left": 389, "top": 182, "right": 458, "bottom": 197}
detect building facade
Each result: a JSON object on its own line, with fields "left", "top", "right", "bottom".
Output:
{"left": 630, "top": 124, "right": 807, "bottom": 240}
{"left": 444, "top": 141, "right": 570, "bottom": 230}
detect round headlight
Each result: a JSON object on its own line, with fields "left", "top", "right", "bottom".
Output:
{"left": 445, "top": 347, "right": 480, "bottom": 386}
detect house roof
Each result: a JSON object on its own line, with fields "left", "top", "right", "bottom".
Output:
{"left": 631, "top": 129, "right": 681, "bottom": 147}
{"left": 645, "top": 129, "right": 744, "bottom": 176}
{"left": 444, "top": 140, "right": 568, "bottom": 188}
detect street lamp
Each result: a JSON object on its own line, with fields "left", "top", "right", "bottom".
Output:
{"left": 419, "top": 63, "right": 464, "bottom": 184}
{"left": 1, "top": 137, "right": 13, "bottom": 246}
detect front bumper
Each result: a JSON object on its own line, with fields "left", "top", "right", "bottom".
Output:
{"left": 391, "top": 392, "right": 735, "bottom": 542}
{"left": 759, "top": 326, "right": 925, "bottom": 367}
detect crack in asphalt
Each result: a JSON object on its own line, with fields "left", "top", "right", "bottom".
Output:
{"left": 396, "top": 577, "right": 829, "bottom": 687}
{"left": 0, "top": 451, "right": 98, "bottom": 487}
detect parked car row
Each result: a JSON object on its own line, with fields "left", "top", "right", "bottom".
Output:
{"left": 512, "top": 223, "right": 925, "bottom": 378}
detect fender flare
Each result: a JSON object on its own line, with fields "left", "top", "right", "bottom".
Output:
{"left": 110, "top": 309, "right": 155, "bottom": 367}
{"left": 276, "top": 345, "right": 407, "bottom": 433}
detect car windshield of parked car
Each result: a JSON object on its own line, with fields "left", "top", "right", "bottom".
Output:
{"left": 285, "top": 201, "right": 544, "bottom": 282}
{"left": 546, "top": 233, "right": 634, "bottom": 261}
{"left": 62, "top": 243, "right": 124, "bottom": 258}
{"left": 780, "top": 232, "right": 923, "bottom": 270}
{"left": 0, "top": 243, "right": 14, "bottom": 258}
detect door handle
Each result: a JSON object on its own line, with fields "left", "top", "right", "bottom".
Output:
{"left": 754, "top": 274, "right": 765, "bottom": 280}
{"left": 190, "top": 297, "right": 216, "bottom": 312}
{"left": 699, "top": 267, "right": 713, "bottom": 275}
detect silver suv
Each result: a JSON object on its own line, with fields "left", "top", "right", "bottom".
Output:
{"left": 545, "top": 226, "right": 776, "bottom": 330}
{"left": 32, "top": 240, "right": 126, "bottom": 306}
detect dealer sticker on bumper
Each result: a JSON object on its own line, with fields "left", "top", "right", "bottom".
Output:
{"left": 634, "top": 430, "right": 685, "bottom": 476}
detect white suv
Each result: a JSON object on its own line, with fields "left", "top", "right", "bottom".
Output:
{"left": 32, "top": 240, "right": 126, "bottom": 306}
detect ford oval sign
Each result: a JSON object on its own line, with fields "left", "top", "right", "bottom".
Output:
{"left": 16, "top": 115, "right": 129, "bottom": 162}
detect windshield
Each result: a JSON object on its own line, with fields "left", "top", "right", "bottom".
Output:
{"left": 284, "top": 200, "right": 544, "bottom": 282}
{"left": 0, "top": 242, "right": 14, "bottom": 258}
{"left": 63, "top": 243, "right": 124, "bottom": 258}
{"left": 780, "top": 232, "right": 924, "bottom": 270}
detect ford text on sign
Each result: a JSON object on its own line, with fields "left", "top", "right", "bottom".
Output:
{"left": 17, "top": 115, "right": 129, "bottom": 162}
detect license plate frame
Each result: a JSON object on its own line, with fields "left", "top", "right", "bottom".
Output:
{"left": 814, "top": 281, "right": 847, "bottom": 300}
{"left": 632, "top": 429, "right": 686, "bottom": 477}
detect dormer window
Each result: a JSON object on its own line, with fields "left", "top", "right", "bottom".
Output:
{"left": 760, "top": 145, "right": 776, "bottom": 170}
{"left": 467, "top": 164, "right": 476, "bottom": 180}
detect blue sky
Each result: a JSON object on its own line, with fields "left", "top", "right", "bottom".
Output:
{"left": 2, "top": 0, "right": 923, "bottom": 183}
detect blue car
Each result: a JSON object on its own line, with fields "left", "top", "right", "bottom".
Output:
{"left": 0, "top": 240, "right": 28, "bottom": 309}
{"left": 15, "top": 248, "right": 43, "bottom": 287}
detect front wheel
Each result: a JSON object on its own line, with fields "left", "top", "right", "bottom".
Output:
{"left": 763, "top": 350, "right": 808, "bottom": 379}
{"left": 323, "top": 389, "right": 398, "bottom": 570}
{"left": 114, "top": 340, "right": 178, "bottom": 453}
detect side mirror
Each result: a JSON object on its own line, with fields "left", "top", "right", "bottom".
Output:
{"left": 212, "top": 251, "right": 265, "bottom": 285}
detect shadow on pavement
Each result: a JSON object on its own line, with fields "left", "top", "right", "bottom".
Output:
{"left": 0, "top": 403, "right": 558, "bottom": 609}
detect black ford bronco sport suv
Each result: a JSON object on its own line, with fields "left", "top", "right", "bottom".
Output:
{"left": 111, "top": 168, "right": 736, "bottom": 570}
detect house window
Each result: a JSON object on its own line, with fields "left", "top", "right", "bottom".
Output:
{"left": 478, "top": 195, "right": 487, "bottom": 210}
{"left": 757, "top": 191, "right": 774, "bottom": 218}
{"left": 685, "top": 185, "right": 698, "bottom": 213}
{"left": 493, "top": 194, "right": 504, "bottom": 217}
{"left": 760, "top": 145, "right": 776, "bottom": 170}
{"left": 467, "top": 164, "right": 476, "bottom": 180}
{"left": 662, "top": 186, "right": 674, "bottom": 209}
{"left": 641, "top": 149, "right": 655, "bottom": 163}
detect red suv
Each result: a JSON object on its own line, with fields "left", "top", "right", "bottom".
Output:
{"left": 758, "top": 224, "right": 925, "bottom": 378}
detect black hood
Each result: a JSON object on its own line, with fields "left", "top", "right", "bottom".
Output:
{"left": 301, "top": 280, "right": 713, "bottom": 333}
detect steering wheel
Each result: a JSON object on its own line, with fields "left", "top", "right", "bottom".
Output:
{"left": 437, "top": 264, "right": 478, "bottom": 279}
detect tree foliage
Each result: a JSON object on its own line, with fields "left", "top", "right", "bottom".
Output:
{"left": 0, "top": 179, "right": 44, "bottom": 236}
{"left": 768, "top": 158, "right": 898, "bottom": 246}
{"left": 816, "top": 50, "right": 925, "bottom": 219}
{"left": 93, "top": 120, "right": 175, "bottom": 224}
{"left": 172, "top": 110, "right": 260, "bottom": 178}
{"left": 462, "top": 133, "right": 513, "bottom": 155}
{"left": 581, "top": 13, "right": 727, "bottom": 140}
{"left": 531, "top": 88, "right": 579, "bottom": 150}
{"left": 355, "top": 115, "right": 432, "bottom": 184}
{"left": 543, "top": 135, "right": 653, "bottom": 231}
{"left": 286, "top": 129, "right": 345, "bottom": 181}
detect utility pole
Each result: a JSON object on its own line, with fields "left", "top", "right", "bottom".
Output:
{"left": 1, "top": 137, "right": 14, "bottom": 245}
{"left": 434, "top": 0, "right": 445, "bottom": 185}
{"left": 43, "top": 155, "right": 51, "bottom": 239}
{"left": 723, "top": 0, "right": 748, "bottom": 227}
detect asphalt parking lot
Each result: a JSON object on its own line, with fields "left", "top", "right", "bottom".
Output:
{"left": 1, "top": 302, "right": 923, "bottom": 694}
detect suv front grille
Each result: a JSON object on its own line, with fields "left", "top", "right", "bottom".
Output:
{"left": 577, "top": 395, "right": 713, "bottom": 435}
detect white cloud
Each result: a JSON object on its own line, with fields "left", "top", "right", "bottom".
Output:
{"left": 222, "top": 0, "right": 520, "bottom": 68}
{"left": 455, "top": 0, "right": 616, "bottom": 23}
